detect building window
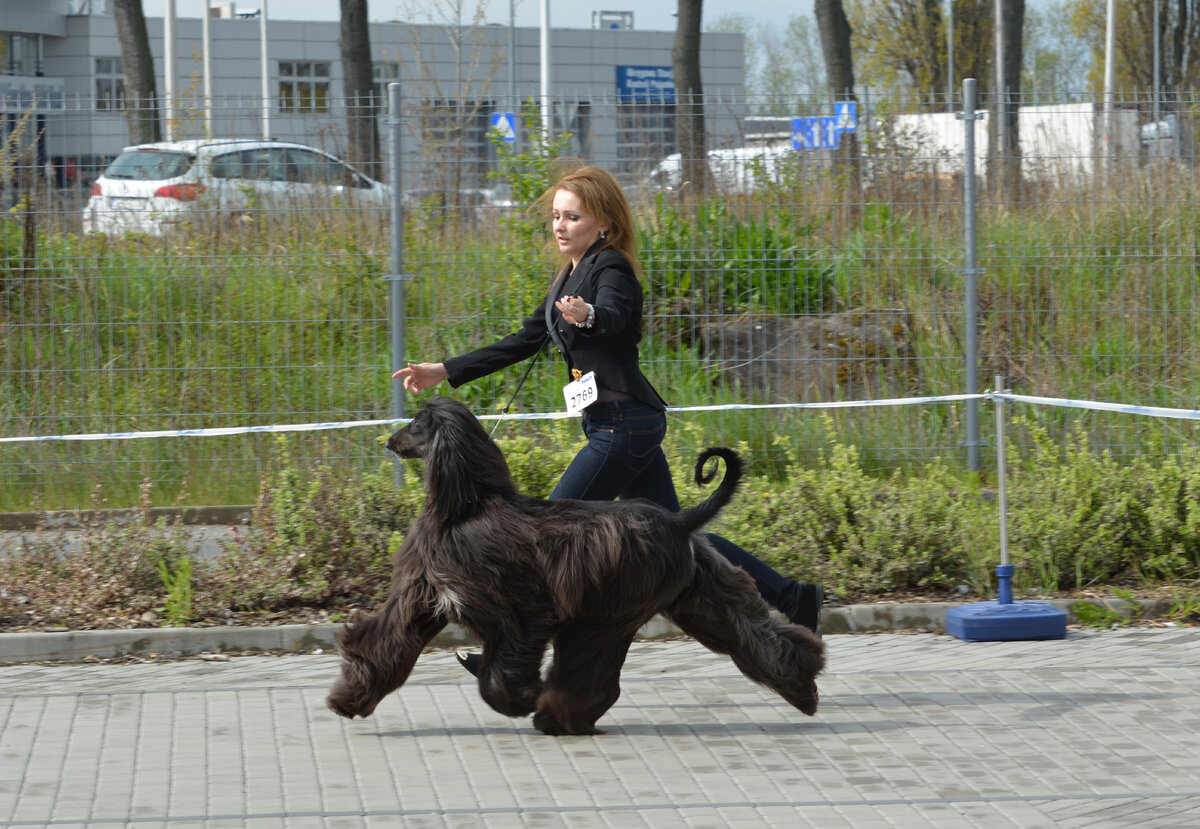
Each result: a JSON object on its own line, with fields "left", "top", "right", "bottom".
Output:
{"left": 372, "top": 62, "right": 400, "bottom": 110}
{"left": 278, "top": 61, "right": 331, "bottom": 113}
{"left": 416, "top": 98, "right": 494, "bottom": 190}
{"left": 616, "top": 102, "right": 676, "bottom": 180}
{"left": 1, "top": 34, "right": 41, "bottom": 77}
{"left": 95, "top": 57, "right": 125, "bottom": 111}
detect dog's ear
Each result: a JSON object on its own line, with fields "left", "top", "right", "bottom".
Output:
{"left": 420, "top": 398, "right": 516, "bottom": 521}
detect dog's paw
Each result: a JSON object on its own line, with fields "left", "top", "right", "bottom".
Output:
{"left": 325, "top": 696, "right": 353, "bottom": 719}
{"left": 784, "top": 682, "right": 820, "bottom": 716}
{"left": 326, "top": 692, "right": 375, "bottom": 720}
{"left": 532, "top": 710, "right": 603, "bottom": 736}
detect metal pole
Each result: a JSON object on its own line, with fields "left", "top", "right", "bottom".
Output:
{"left": 947, "top": 0, "right": 955, "bottom": 112}
{"left": 994, "top": 374, "right": 1009, "bottom": 571}
{"left": 164, "top": 0, "right": 177, "bottom": 140}
{"left": 1152, "top": 0, "right": 1161, "bottom": 137}
{"left": 261, "top": 0, "right": 270, "bottom": 138}
{"left": 509, "top": 0, "right": 519, "bottom": 151}
{"left": 994, "top": 0, "right": 1005, "bottom": 194}
{"left": 202, "top": 0, "right": 212, "bottom": 136}
{"left": 960, "top": 78, "right": 981, "bottom": 471}
{"left": 387, "top": 82, "right": 408, "bottom": 486}
{"left": 540, "top": 0, "right": 551, "bottom": 145}
{"left": 1102, "top": 0, "right": 1116, "bottom": 174}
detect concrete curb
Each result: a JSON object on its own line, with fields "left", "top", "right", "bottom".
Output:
{"left": 0, "top": 505, "right": 252, "bottom": 531}
{"left": 0, "top": 597, "right": 1175, "bottom": 663}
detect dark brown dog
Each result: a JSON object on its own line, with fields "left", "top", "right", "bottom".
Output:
{"left": 326, "top": 396, "right": 824, "bottom": 735}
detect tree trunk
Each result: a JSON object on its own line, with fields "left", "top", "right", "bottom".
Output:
{"left": 111, "top": 0, "right": 161, "bottom": 144}
{"left": 339, "top": 0, "right": 379, "bottom": 171}
{"left": 987, "top": 0, "right": 1024, "bottom": 200}
{"left": 814, "top": 0, "right": 862, "bottom": 198}
{"left": 672, "top": 0, "right": 711, "bottom": 198}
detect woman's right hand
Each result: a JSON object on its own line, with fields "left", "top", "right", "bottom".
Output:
{"left": 392, "top": 362, "right": 448, "bottom": 393}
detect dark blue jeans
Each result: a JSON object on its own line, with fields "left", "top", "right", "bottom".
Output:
{"left": 549, "top": 400, "right": 799, "bottom": 613}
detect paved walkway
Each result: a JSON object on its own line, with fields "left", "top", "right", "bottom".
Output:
{"left": 3, "top": 626, "right": 1199, "bottom": 828}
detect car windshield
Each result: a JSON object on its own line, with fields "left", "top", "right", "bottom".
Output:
{"left": 104, "top": 149, "right": 194, "bottom": 181}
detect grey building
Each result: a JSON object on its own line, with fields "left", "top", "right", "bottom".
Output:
{"left": 1, "top": 0, "right": 746, "bottom": 189}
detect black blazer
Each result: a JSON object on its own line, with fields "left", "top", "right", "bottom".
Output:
{"left": 443, "top": 240, "right": 667, "bottom": 410}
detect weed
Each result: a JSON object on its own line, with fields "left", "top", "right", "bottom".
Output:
{"left": 154, "top": 552, "right": 194, "bottom": 627}
{"left": 1072, "top": 601, "right": 1127, "bottom": 628}
{"left": 1167, "top": 589, "right": 1200, "bottom": 625}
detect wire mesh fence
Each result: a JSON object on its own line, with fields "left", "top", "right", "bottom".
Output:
{"left": 1, "top": 88, "right": 1197, "bottom": 509}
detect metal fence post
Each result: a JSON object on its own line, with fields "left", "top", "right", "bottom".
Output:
{"left": 386, "top": 81, "right": 409, "bottom": 486}
{"left": 958, "top": 78, "right": 983, "bottom": 471}
{"left": 993, "top": 373, "right": 1010, "bottom": 578}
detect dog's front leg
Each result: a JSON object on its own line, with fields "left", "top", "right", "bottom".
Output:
{"left": 326, "top": 579, "right": 447, "bottom": 719}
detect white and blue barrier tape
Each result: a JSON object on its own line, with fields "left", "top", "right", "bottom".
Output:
{"left": 2, "top": 391, "right": 1198, "bottom": 444}
{"left": 993, "top": 392, "right": 1200, "bottom": 422}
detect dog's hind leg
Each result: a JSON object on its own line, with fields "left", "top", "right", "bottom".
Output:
{"left": 532, "top": 622, "right": 639, "bottom": 736}
{"left": 476, "top": 625, "right": 551, "bottom": 719}
{"left": 663, "top": 545, "right": 825, "bottom": 716}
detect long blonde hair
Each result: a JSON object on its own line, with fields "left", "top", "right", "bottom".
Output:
{"left": 536, "top": 161, "right": 642, "bottom": 282}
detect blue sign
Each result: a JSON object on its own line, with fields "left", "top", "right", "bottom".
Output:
{"left": 791, "top": 116, "right": 840, "bottom": 151}
{"left": 616, "top": 66, "right": 675, "bottom": 102}
{"left": 490, "top": 112, "right": 517, "bottom": 142}
{"left": 834, "top": 101, "right": 858, "bottom": 133}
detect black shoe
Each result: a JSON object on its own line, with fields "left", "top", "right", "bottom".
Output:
{"left": 456, "top": 649, "right": 481, "bottom": 676}
{"left": 787, "top": 583, "right": 824, "bottom": 638}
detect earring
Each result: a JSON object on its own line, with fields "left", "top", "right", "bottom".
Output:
{"left": 600, "top": 230, "right": 607, "bottom": 240}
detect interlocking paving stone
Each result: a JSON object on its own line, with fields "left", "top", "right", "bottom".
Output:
{"left": 2, "top": 628, "right": 1199, "bottom": 827}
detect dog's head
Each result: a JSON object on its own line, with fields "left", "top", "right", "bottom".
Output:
{"left": 386, "top": 400, "right": 438, "bottom": 459}
{"left": 386, "top": 397, "right": 517, "bottom": 519}
{"left": 386, "top": 396, "right": 492, "bottom": 459}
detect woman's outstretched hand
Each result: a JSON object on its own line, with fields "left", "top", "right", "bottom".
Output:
{"left": 392, "top": 362, "right": 448, "bottom": 393}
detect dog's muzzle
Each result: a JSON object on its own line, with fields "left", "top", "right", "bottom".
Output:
{"left": 386, "top": 428, "right": 423, "bottom": 458}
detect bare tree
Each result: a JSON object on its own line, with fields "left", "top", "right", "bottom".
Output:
{"left": 673, "top": 0, "right": 713, "bottom": 196}
{"left": 1021, "top": 1, "right": 1086, "bottom": 100}
{"left": 1068, "top": 0, "right": 1199, "bottom": 155}
{"left": 814, "top": 0, "right": 862, "bottom": 190}
{"left": 394, "top": 0, "right": 504, "bottom": 198}
{"left": 340, "top": 0, "right": 379, "bottom": 169}
{"left": 111, "top": 0, "right": 161, "bottom": 144}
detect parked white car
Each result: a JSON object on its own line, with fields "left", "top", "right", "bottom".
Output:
{"left": 82, "top": 138, "right": 390, "bottom": 235}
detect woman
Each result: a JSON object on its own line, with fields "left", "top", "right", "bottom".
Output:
{"left": 395, "top": 164, "right": 823, "bottom": 672}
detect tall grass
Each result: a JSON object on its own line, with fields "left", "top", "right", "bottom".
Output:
{"left": 3, "top": 160, "right": 1200, "bottom": 510}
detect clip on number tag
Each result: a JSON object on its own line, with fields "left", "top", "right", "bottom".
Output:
{"left": 564, "top": 370, "right": 598, "bottom": 414}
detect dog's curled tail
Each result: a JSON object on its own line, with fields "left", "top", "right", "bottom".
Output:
{"left": 677, "top": 447, "right": 743, "bottom": 534}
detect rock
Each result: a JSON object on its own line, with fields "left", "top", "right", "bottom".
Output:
{"left": 696, "top": 310, "right": 919, "bottom": 403}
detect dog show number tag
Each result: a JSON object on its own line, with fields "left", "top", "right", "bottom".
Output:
{"left": 563, "top": 371, "right": 598, "bottom": 414}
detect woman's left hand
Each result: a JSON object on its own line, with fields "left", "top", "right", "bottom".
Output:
{"left": 557, "top": 295, "right": 589, "bottom": 326}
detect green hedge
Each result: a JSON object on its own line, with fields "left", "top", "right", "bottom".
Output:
{"left": 4, "top": 420, "right": 1199, "bottom": 630}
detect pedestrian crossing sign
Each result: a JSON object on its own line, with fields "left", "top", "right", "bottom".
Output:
{"left": 490, "top": 112, "right": 517, "bottom": 142}
{"left": 834, "top": 101, "right": 857, "bottom": 133}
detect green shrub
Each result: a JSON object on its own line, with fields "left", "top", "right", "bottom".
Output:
{"left": 5, "top": 416, "right": 1200, "bottom": 630}
{"left": 198, "top": 438, "right": 424, "bottom": 616}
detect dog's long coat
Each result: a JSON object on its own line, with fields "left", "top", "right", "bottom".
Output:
{"left": 326, "top": 396, "right": 824, "bottom": 735}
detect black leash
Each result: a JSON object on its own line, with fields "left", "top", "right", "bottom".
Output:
{"left": 490, "top": 334, "right": 551, "bottom": 439}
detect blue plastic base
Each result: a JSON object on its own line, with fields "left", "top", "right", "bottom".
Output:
{"left": 945, "top": 600, "right": 1068, "bottom": 642}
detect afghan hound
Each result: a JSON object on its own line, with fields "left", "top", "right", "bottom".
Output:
{"left": 326, "top": 396, "right": 825, "bottom": 735}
